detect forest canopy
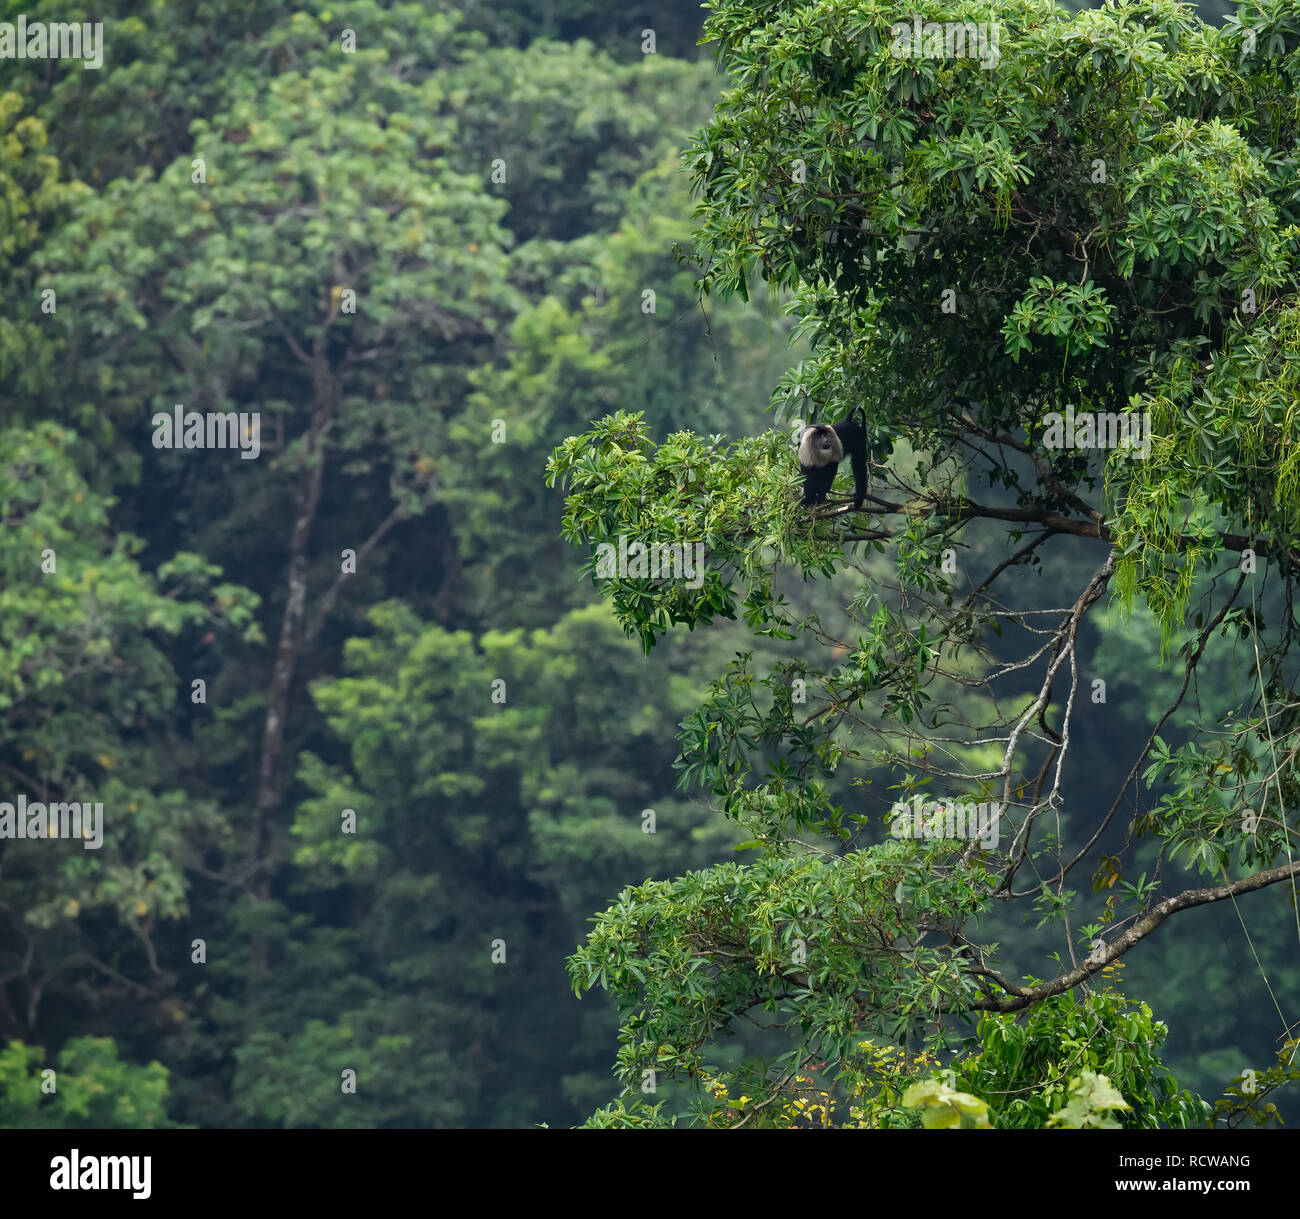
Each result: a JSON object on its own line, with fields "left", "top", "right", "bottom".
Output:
{"left": 0, "top": 0, "right": 1296, "bottom": 1136}
{"left": 549, "top": 0, "right": 1300, "bottom": 1127}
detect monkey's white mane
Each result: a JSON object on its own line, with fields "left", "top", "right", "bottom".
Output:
{"left": 798, "top": 425, "right": 843, "bottom": 468}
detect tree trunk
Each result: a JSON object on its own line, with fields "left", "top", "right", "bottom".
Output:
{"left": 248, "top": 360, "right": 333, "bottom": 981}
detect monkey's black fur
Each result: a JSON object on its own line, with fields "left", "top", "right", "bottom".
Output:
{"left": 798, "top": 407, "right": 867, "bottom": 508}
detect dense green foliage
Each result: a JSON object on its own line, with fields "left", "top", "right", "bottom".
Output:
{"left": 553, "top": 0, "right": 1300, "bottom": 1126}
{"left": 0, "top": 1037, "right": 175, "bottom": 1128}
{"left": 0, "top": 0, "right": 1295, "bottom": 1131}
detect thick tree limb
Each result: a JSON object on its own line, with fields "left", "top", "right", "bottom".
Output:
{"left": 970, "top": 859, "right": 1300, "bottom": 1012}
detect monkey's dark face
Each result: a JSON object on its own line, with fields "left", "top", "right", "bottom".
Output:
{"left": 798, "top": 425, "right": 843, "bottom": 468}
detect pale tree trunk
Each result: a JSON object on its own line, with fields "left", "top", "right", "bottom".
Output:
{"left": 248, "top": 350, "right": 334, "bottom": 981}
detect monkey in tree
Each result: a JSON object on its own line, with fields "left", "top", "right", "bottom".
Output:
{"left": 798, "top": 406, "right": 868, "bottom": 509}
